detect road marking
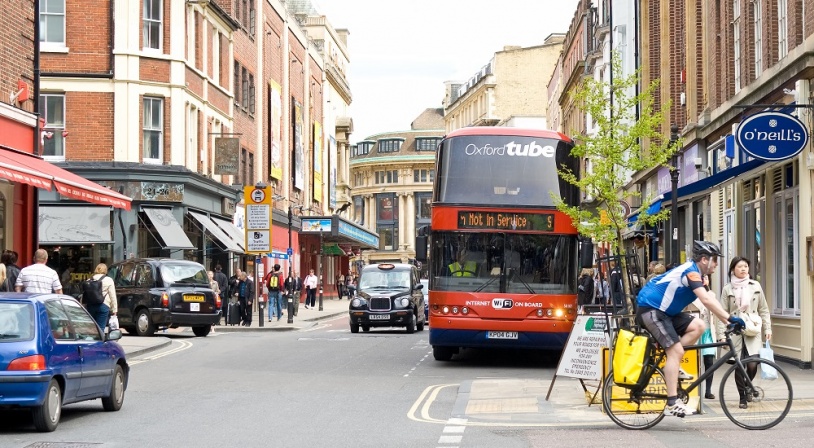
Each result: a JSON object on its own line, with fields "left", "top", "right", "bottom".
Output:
{"left": 129, "top": 340, "right": 193, "bottom": 365}
{"left": 407, "top": 384, "right": 457, "bottom": 424}
{"left": 437, "top": 417, "right": 467, "bottom": 447}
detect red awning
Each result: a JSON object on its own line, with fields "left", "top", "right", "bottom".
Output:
{"left": 0, "top": 149, "right": 131, "bottom": 210}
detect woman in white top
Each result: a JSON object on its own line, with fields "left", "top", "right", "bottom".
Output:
{"left": 87, "top": 263, "right": 118, "bottom": 332}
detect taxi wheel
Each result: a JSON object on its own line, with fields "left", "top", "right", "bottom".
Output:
{"left": 416, "top": 310, "right": 425, "bottom": 332}
{"left": 135, "top": 309, "right": 156, "bottom": 337}
{"left": 405, "top": 312, "right": 416, "bottom": 334}
{"left": 32, "top": 379, "right": 61, "bottom": 432}
{"left": 362, "top": 325, "right": 370, "bottom": 332}
{"left": 350, "top": 323, "right": 360, "bottom": 333}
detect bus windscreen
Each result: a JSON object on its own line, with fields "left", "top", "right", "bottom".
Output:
{"left": 436, "top": 135, "right": 579, "bottom": 207}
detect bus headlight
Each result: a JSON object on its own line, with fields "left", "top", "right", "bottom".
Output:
{"left": 461, "top": 307, "right": 469, "bottom": 315}
{"left": 451, "top": 306, "right": 459, "bottom": 314}
{"left": 536, "top": 309, "right": 544, "bottom": 317}
{"left": 554, "top": 309, "right": 564, "bottom": 318}
{"left": 546, "top": 309, "right": 553, "bottom": 317}
{"left": 442, "top": 306, "right": 450, "bottom": 314}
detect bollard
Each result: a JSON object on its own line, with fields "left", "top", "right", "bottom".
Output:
{"left": 258, "top": 301, "right": 264, "bottom": 327}
{"left": 287, "top": 294, "right": 294, "bottom": 323}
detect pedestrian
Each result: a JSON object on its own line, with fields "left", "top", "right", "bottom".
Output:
{"left": 609, "top": 262, "right": 623, "bottom": 305}
{"left": 86, "top": 263, "right": 118, "bottom": 332}
{"left": 644, "top": 261, "right": 658, "bottom": 282}
{"left": 0, "top": 263, "right": 7, "bottom": 292}
{"left": 596, "top": 272, "right": 609, "bottom": 305}
{"left": 214, "top": 264, "right": 229, "bottom": 317}
{"left": 229, "top": 268, "right": 242, "bottom": 298}
{"left": 2, "top": 250, "right": 21, "bottom": 292}
{"left": 716, "top": 256, "right": 771, "bottom": 409}
{"left": 336, "top": 273, "right": 345, "bottom": 300}
{"left": 304, "top": 269, "right": 318, "bottom": 309}
{"left": 237, "top": 271, "right": 254, "bottom": 327}
{"left": 577, "top": 268, "right": 594, "bottom": 307}
{"left": 207, "top": 269, "right": 220, "bottom": 316}
{"left": 284, "top": 270, "right": 303, "bottom": 317}
{"left": 15, "top": 249, "right": 62, "bottom": 294}
{"left": 345, "top": 275, "right": 354, "bottom": 299}
{"left": 264, "top": 264, "right": 284, "bottom": 321}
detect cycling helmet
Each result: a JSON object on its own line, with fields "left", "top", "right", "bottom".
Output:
{"left": 692, "top": 240, "right": 722, "bottom": 260}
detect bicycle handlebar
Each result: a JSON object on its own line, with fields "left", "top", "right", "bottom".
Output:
{"left": 724, "top": 322, "right": 744, "bottom": 337}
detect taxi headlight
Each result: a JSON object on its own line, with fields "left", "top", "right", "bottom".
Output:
{"left": 397, "top": 297, "right": 410, "bottom": 308}
{"left": 351, "top": 298, "right": 364, "bottom": 308}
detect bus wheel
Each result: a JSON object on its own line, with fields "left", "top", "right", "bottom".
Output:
{"left": 433, "top": 346, "right": 454, "bottom": 361}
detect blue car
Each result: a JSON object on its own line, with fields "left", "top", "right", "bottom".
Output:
{"left": 0, "top": 293, "right": 129, "bottom": 432}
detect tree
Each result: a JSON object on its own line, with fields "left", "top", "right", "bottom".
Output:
{"left": 552, "top": 51, "right": 680, "bottom": 310}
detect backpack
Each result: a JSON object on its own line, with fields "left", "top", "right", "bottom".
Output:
{"left": 266, "top": 272, "right": 282, "bottom": 291}
{"left": 82, "top": 275, "right": 107, "bottom": 305}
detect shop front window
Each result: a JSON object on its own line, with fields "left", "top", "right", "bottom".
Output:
{"left": 40, "top": 244, "right": 114, "bottom": 297}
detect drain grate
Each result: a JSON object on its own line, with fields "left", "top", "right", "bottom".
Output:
{"left": 24, "top": 443, "right": 102, "bottom": 448}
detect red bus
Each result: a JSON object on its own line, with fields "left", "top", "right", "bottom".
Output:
{"left": 416, "top": 127, "right": 584, "bottom": 361}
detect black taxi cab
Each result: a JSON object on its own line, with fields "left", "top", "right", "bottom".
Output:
{"left": 348, "top": 263, "right": 426, "bottom": 334}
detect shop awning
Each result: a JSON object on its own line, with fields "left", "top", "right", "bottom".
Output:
{"left": 211, "top": 216, "right": 246, "bottom": 251}
{"left": 39, "top": 205, "right": 112, "bottom": 244}
{"left": 661, "top": 158, "right": 765, "bottom": 203}
{"left": 188, "top": 211, "right": 243, "bottom": 253}
{"left": 627, "top": 200, "right": 663, "bottom": 224}
{"left": 142, "top": 207, "right": 195, "bottom": 250}
{"left": 0, "top": 149, "right": 131, "bottom": 210}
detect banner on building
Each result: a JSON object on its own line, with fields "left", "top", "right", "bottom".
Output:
{"left": 214, "top": 137, "right": 239, "bottom": 175}
{"left": 293, "top": 100, "right": 304, "bottom": 191}
{"left": 269, "top": 80, "right": 283, "bottom": 180}
{"left": 329, "top": 136, "right": 337, "bottom": 209}
{"left": 313, "top": 121, "right": 323, "bottom": 203}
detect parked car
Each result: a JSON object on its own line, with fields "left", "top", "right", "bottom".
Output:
{"left": 0, "top": 293, "right": 128, "bottom": 432}
{"left": 348, "top": 263, "right": 426, "bottom": 334}
{"left": 420, "top": 278, "right": 429, "bottom": 323}
{"left": 108, "top": 258, "right": 221, "bottom": 337}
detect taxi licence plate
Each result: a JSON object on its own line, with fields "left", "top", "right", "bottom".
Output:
{"left": 184, "top": 295, "right": 205, "bottom": 302}
{"left": 190, "top": 303, "right": 200, "bottom": 312}
{"left": 487, "top": 331, "right": 518, "bottom": 339}
{"left": 369, "top": 314, "right": 389, "bottom": 320}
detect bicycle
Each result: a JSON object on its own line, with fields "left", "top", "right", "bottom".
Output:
{"left": 603, "top": 323, "right": 793, "bottom": 430}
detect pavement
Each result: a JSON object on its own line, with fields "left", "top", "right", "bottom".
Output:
{"left": 117, "top": 298, "right": 814, "bottom": 426}
{"left": 117, "top": 294, "right": 350, "bottom": 357}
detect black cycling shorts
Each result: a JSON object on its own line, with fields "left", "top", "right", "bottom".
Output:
{"left": 636, "top": 306, "right": 695, "bottom": 349}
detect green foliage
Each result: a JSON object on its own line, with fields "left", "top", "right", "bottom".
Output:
{"left": 552, "top": 51, "right": 680, "bottom": 254}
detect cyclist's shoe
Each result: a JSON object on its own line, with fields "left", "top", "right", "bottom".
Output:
{"left": 678, "top": 368, "right": 694, "bottom": 381}
{"left": 663, "top": 401, "right": 695, "bottom": 417}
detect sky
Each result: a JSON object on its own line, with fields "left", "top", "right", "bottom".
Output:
{"left": 312, "top": 0, "right": 582, "bottom": 144}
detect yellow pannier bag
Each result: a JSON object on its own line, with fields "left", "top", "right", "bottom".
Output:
{"left": 612, "top": 328, "right": 653, "bottom": 388}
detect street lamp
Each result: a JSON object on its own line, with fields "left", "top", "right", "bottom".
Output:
{"left": 668, "top": 125, "right": 679, "bottom": 267}
{"left": 318, "top": 226, "right": 324, "bottom": 311}
{"left": 283, "top": 201, "right": 306, "bottom": 324}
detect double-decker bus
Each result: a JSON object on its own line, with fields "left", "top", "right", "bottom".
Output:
{"left": 416, "top": 127, "right": 583, "bottom": 361}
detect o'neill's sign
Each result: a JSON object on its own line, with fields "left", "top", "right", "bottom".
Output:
{"left": 736, "top": 111, "right": 809, "bottom": 161}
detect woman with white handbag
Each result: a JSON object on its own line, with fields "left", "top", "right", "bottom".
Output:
{"left": 716, "top": 256, "right": 772, "bottom": 409}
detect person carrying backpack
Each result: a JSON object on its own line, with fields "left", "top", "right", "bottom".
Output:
{"left": 264, "top": 264, "right": 284, "bottom": 321}
{"left": 83, "top": 263, "right": 118, "bottom": 332}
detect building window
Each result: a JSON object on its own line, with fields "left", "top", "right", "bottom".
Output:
{"left": 143, "top": 0, "right": 162, "bottom": 50}
{"left": 39, "top": 0, "right": 66, "bottom": 47}
{"left": 378, "top": 139, "right": 403, "bottom": 153}
{"left": 248, "top": 152, "right": 254, "bottom": 186}
{"left": 240, "top": 148, "right": 248, "bottom": 186}
{"left": 353, "top": 196, "right": 365, "bottom": 225}
{"left": 353, "top": 172, "right": 365, "bottom": 187}
{"left": 354, "top": 141, "right": 373, "bottom": 156}
{"left": 375, "top": 170, "right": 399, "bottom": 184}
{"left": 377, "top": 224, "right": 398, "bottom": 251}
{"left": 212, "top": 31, "right": 220, "bottom": 83}
{"left": 416, "top": 137, "right": 440, "bottom": 151}
{"left": 778, "top": 0, "right": 788, "bottom": 58}
{"left": 754, "top": 0, "right": 762, "bottom": 76}
{"left": 376, "top": 192, "right": 399, "bottom": 251}
{"left": 241, "top": 67, "right": 249, "bottom": 109}
{"left": 234, "top": 62, "right": 254, "bottom": 115}
{"left": 415, "top": 192, "right": 432, "bottom": 222}
{"left": 248, "top": 74, "right": 255, "bottom": 114}
{"left": 233, "top": 61, "right": 240, "bottom": 105}
{"left": 733, "top": 0, "right": 741, "bottom": 92}
{"left": 413, "top": 169, "right": 436, "bottom": 183}
{"left": 39, "top": 94, "right": 66, "bottom": 158}
{"left": 143, "top": 97, "right": 163, "bottom": 162}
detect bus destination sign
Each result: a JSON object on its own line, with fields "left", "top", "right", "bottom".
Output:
{"left": 457, "top": 211, "right": 554, "bottom": 231}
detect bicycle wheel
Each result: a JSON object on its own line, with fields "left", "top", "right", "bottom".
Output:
{"left": 603, "top": 369, "right": 667, "bottom": 430}
{"left": 718, "top": 358, "right": 793, "bottom": 430}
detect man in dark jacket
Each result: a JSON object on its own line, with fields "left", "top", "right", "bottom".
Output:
{"left": 284, "top": 271, "right": 302, "bottom": 317}
{"left": 237, "top": 271, "right": 254, "bottom": 326}
{"left": 214, "top": 264, "right": 229, "bottom": 321}
{"left": 1, "top": 250, "right": 21, "bottom": 292}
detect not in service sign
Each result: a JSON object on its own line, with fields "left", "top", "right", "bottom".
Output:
{"left": 556, "top": 315, "right": 610, "bottom": 381}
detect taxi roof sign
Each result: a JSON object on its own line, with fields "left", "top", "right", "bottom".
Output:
{"left": 377, "top": 263, "right": 396, "bottom": 270}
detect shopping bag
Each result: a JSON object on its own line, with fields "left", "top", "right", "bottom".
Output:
{"left": 612, "top": 328, "right": 653, "bottom": 388}
{"left": 108, "top": 315, "right": 119, "bottom": 331}
{"left": 759, "top": 340, "right": 778, "bottom": 380}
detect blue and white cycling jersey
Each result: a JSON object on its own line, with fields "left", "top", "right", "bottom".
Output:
{"left": 637, "top": 261, "right": 705, "bottom": 316}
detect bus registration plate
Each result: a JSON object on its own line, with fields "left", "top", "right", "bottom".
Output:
{"left": 487, "top": 331, "right": 518, "bottom": 339}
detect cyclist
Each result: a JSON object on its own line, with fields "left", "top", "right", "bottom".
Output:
{"left": 636, "top": 241, "right": 746, "bottom": 417}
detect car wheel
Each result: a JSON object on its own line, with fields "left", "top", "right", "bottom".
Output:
{"left": 350, "top": 323, "right": 359, "bottom": 333}
{"left": 362, "top": 325, "right": 370, "bottom": 332}
{"left": 102, "top": 365, "right": 126, "bottom": 412}
{"left": 417, "top": 309, "right": 425, "bottom": 332}
{"left": 192, "top": 326, "right": 211, "bottom": 337}
{"left": 32, "top": 379, "right": 61, "bottom": 432}
{"left": 405, "top": 312, "right": 415, "bottom": 334}
{"left": 433, "top": 346, "right": 454, "bottom": 361}
{"left": 135, "top": 309, "right": 155, "bottom": 337}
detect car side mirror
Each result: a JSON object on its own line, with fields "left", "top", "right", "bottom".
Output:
{"left": 415, "top": 283, "right": 424, "bottom": 291}
{"left": 107, "top": 329, "right": 123, "bottom": 341}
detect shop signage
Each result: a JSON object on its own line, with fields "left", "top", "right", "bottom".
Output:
{"left": 736, "top": 111, "right": 809, "bottom": 161}
{"left": 301, "top": 218, "right": 332, "bottom": 232}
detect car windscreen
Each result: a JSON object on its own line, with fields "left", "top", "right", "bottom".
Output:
{"left": 358, "top": 270, "right": 411, "bottom": 291}
{"left": 0, "top": 302, "right": 35, "bottom": 341}
{"left": 159, "top": 264, "right": 210, "bottom": 286}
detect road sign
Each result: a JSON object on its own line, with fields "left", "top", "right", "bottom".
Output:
{"left": 244, "top": 185, "right": 272, "bottom": 254}
{"left": 287, "top": 247, "right": 293, "bottom": 255}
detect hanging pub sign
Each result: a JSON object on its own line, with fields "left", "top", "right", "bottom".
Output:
{"left": 735, "top": 111, "right": 809, "bottom": 161}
